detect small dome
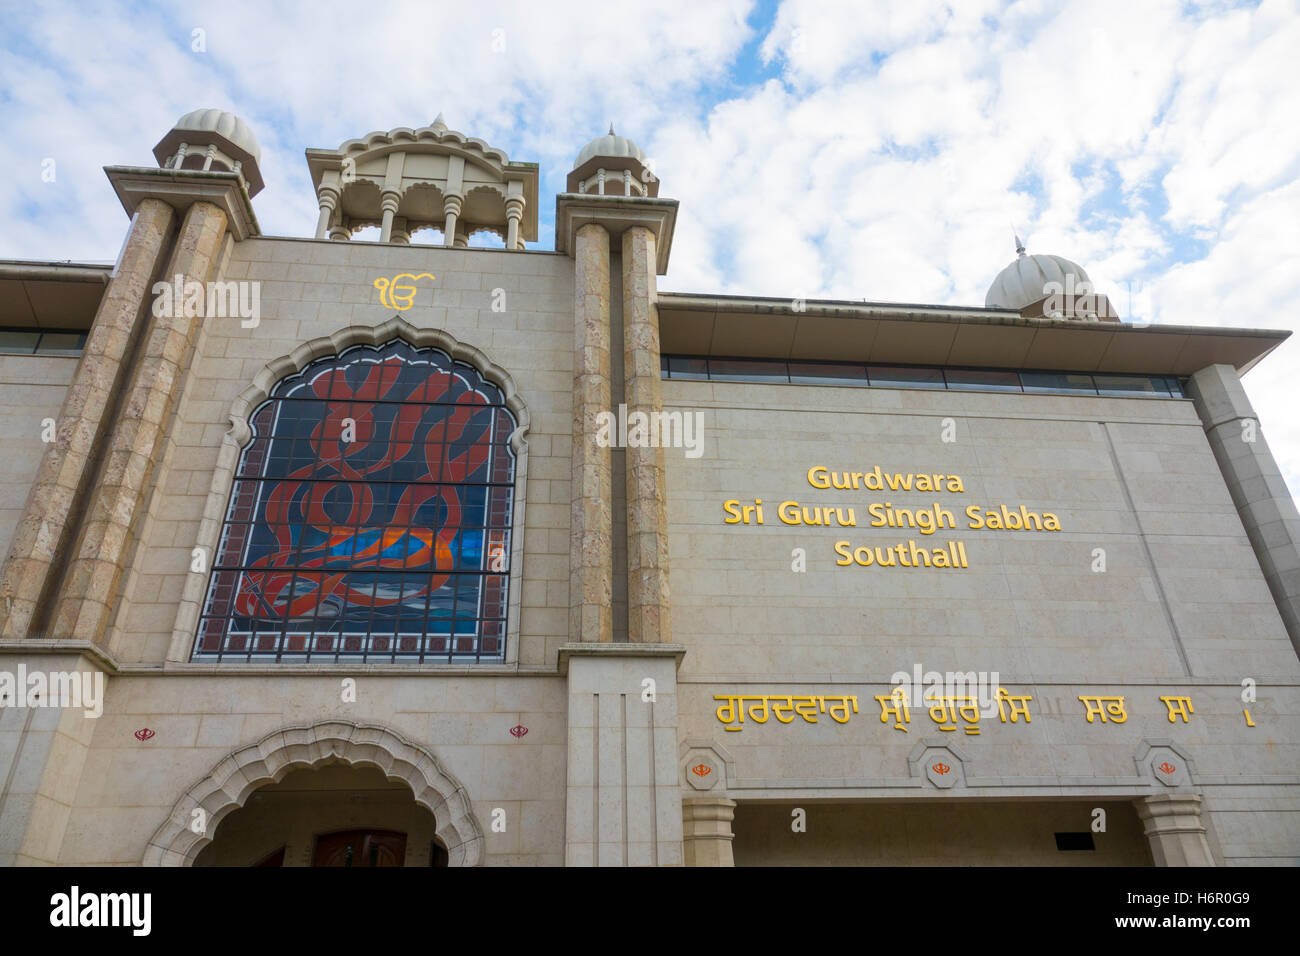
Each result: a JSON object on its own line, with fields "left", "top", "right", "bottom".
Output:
{"left": 986, "top": 251, "right": 1091, "bottom": 311}
{"left": 575, "top": 124, "right": 646, "bottom": 167}
{"left": 172, "top": 108, "right": 261, "bottom": 162}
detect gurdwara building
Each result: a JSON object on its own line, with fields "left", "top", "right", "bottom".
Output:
{"left": 0, "top": 109, "right": 1297, "bottom": 866}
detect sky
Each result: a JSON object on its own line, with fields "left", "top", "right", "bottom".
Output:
{"left": 1, "top": 0, "right": 1296, "bottom": 496}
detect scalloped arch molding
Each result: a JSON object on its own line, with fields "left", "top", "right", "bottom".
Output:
{"left": 337, "top": 121, "right": 513, "bottom": 166}
{"left": 143, "top": 720, "right": 486, "bottom": 866}
{"left": 227, "top": 316, "right": 530, "bottom": 451}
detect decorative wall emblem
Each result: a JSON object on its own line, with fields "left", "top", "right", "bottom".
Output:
{"left": 1137, "top": 741, "right": 1192, "bottom": 788}
{"left": 373, "top": 273, "right": 435, "bottom": 311}
{"left": 509, "top": 725, "right": 528, "bottom": 738}
{"left": 134, "top": 728, "right": 155, "bottom": 741}
{"left": 681, "top": 743, "right": 726, "bottom": 792}
{"left": 915, "top": 741, "right": 964, "bottom": 789}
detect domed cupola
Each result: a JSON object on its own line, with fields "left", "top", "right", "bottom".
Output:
{"left": 986, "top": 236, "right": 1118, "bottom": 321}
{"left": 153, "top": 108, "right": 264, "bottom": 197}
{"left": 566, "top": 124, "right": 657, "bottom": 197}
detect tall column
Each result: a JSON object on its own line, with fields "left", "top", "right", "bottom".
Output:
{"left": 0, "top": 198, "right": 176, "bottom": 640}
{"left": 683, "top": 798, "right": 737, "bottom": 866}
{"left": 379, "top": 189, "right": 401, "bottom": 243}
{"left": 49, "top": 201, "right": 229, "bottom": 645}
{"left": 443, "top": 194, "right": 462, "bottom": 248}
{"left": 390, "top": 217, "right": 410, "bottom": 244}
{"left": 571, "top": 224, "right": 613, "bottom": 644}
{"left": 314, "top": 185, "right": 339, "bottom": 239}
{"left": 622, "top": 226, "right": 671, "bottom": 644}
{"left": 328, "top": 222, "right": 350, "bottom": 240}
{"left": 1136, "top": 794, "right": 1216, "bottom": 866}
{"left": 1187, "top": 364, "right": 1300, "bottom": 655}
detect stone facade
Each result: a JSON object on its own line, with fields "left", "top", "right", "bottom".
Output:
{"left": 0, "top": 111, "right": 1297, "bottom": 867}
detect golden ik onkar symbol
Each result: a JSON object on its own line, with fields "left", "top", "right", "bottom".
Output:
{"left": 374, "top": 273, "right": 436, "bottom": 311}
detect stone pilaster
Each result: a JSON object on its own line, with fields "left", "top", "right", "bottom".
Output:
{"left": 1136, "top": 794, "right": 1216, "bottom": 866}
{"left": 621, "top": 226, "right": 671, "bottom": 643}
{"left": 50, "top": 201, "right": 229, "bottom": 644}
{"left": 571, "top": 224, "right": 613, "bottom": 643}
{"left": 0, "top": 198, "right": 176, "bottom": 640}
{"left": 683, "top": 797, "right": 737, "bottom": 866}
{"left": 561, "top": 646, "right": 684, "bottom": 866}
{"left": 1187, "top": 363, "right": 1300, "bottom": 656}
{"left": 0, "top": 652, "right": 105, "bottom": 865}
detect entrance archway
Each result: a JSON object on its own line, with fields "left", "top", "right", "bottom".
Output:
{"left": 193, "top": 764, "right": 447, "bottom": 867}
{"left": 144, "top": 720, "right": 483, "bottom": 866}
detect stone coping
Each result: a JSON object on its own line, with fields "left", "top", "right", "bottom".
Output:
{"left": 557, "top": 642, "right": 687, "bottom": 675}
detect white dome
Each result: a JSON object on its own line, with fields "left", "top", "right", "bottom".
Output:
{"left": 575, "top": 125, "right": 646, "bottom": 167}
{"left": 986, "top": 252, "right": 1090, "bottom": 310}
{"left": 172, "top": 108, "right": 261, "bottom": 162}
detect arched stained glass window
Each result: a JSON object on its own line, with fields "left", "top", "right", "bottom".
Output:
{"left": 194, "top": 340, "right": 516, "bottom": 662}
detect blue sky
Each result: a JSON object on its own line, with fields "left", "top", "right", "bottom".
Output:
{"left": 1, "top": 0, "right": 1297, "bottom": 494}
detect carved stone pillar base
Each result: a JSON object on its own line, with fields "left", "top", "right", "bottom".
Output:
{"left": 1136, "top": 794, "right": 1215, "bottom": 866}
{"left": 683, "top": 797, "right": 737, "bottom": 867}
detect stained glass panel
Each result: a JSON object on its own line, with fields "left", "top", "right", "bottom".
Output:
{"left": 194, "top": 340, "right": 516, "bottom": 662}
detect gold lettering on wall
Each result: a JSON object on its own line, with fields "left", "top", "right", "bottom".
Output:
{"left": 719, "top": 464, "right": 1064, "bottom": 570}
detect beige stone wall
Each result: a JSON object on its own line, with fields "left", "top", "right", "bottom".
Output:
{"left": 664, "top": 379, "right": 1297, "bottom": 680}
{"left": 0, "top": 356, "right": 77, "bottom": 560}
{"left": 57, "top": 672, "right": 566, "bottom": 865}
{"left": 732, "top": 800, "right": 1152, "bottom": 866}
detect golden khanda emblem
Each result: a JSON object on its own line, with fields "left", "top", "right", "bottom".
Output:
{"left": 690, "top": 763, "right": 713, "bottom": 778}
{"left": 1157, "top": 761, "right": 1177, "bottom": 775}
{"left": 931, "top": 762, "right": 950, "bottom": 775}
